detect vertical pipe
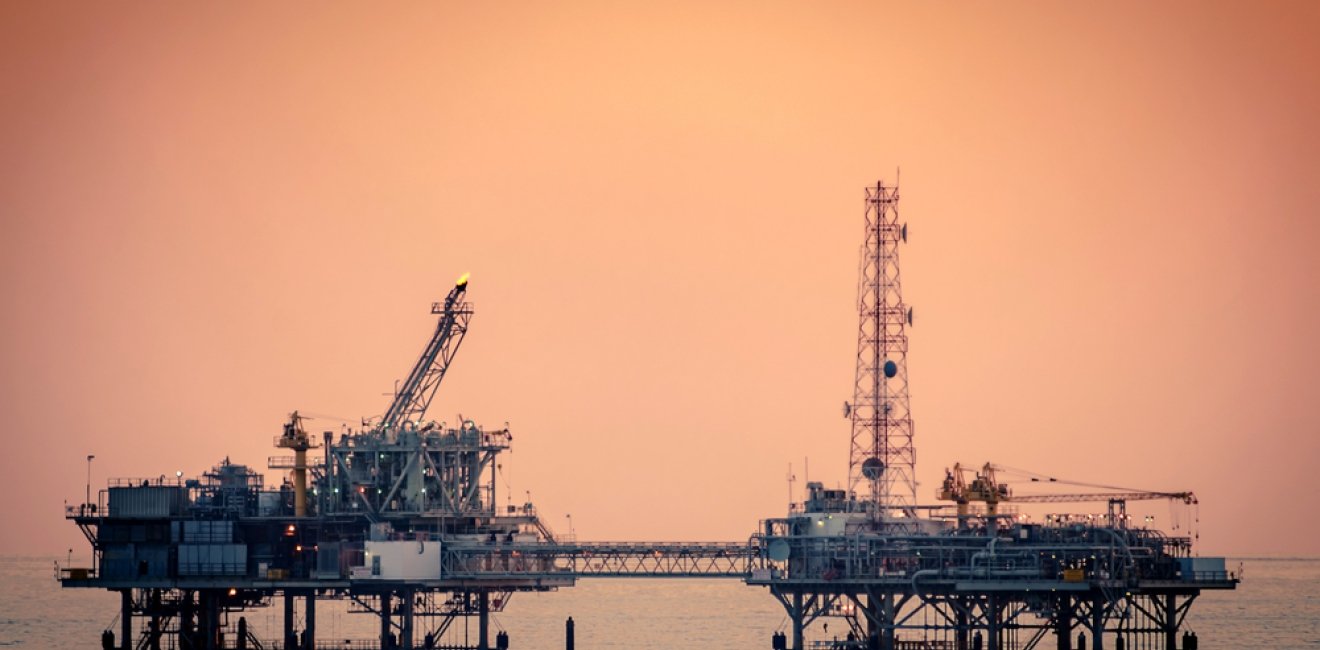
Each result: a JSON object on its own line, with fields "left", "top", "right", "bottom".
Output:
{"left": 120, "top": 590, "right": 132, "bottom": 650}
{"left": 565, "top": 616, "right": 575, "bottom": 650}
{"left": 294, "top": 448, "right": 308, "bottom": 517}
{"left": 323, "top": 431, "right": 333, "bottom": 514}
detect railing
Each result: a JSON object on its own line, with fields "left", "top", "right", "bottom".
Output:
{"left": 1183, "top": 570, "right": 1232, "bottom": 582}
{"left": 108, "top": 477, "right": 183, "bottom": 487}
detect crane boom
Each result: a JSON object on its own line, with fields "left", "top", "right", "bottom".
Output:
{"left": 377, "top": 274, "right": 473, "bottom": 434}
{"left": 1009, "top": 491, "right": 1196, "bottom": 505}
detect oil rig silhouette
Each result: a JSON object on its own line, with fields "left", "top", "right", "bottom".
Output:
{"left": 61, "top": 180, "right": 1234, "bottom": 650}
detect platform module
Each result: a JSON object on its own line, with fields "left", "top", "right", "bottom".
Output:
{"left": 746, "top": 180, "right": 1235, "bottom": 650}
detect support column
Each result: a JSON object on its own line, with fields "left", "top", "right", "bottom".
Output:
{"left": 1056, "top": 594, "right": 1073, "bottom": 650}
{"left": 149, "top": 589, "right": 162, "bottom": 650}
{"left": 305, "top": 591, "right": 316, "bottom": 650}
{"left": 865, "top": 593, "right": 879, "bottom": 650}
{"left": 792, "top": 592, "right": 804, "bottom": 650}
{"left": 1163, "top": 595, "right": 1177, "bottom": 650}
{"left": 987, "top": 594, "right": 1000, "bottom": 650}
{"left": 181, "top": 591, "right": 196, "bottom": 650}
{"left": 1092, "top": 595, "right": 1106, "bottom": 650}
{"left": 120, "top": 590, "right": 132, "bottom": 650}
{"left": 478, "top": 590, "right": 490, "bottom": 650}
{"left": 284, "top": 591, "right": 296, "bottom": 650}
{"left": 882, "top": 593, "right": 896, "bottom": 650}
{"left": 204, "top": 590, "right": 219, "bottom": 650}
{"left": 380, "top": 593, "right": 393, "bottom": 650}
{"left": 956, "top": 598, "right": 969, "bottom": 650}
{"left": 401, "top": 590, "right": 414, "bottom": 650}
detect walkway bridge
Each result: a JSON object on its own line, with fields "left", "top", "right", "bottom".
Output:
{"left": 444, "top": 540, "right": 756, "bottom": 578}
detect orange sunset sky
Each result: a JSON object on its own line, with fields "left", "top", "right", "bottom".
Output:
{"left": 2, "top": 2, "right": 1318, "bottom": 557}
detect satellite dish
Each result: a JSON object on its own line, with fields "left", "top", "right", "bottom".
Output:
{"left": 883, "top": 360, "right": 898, "bottom": 378}
{"left": 901, "top": 223, "right": 908, "bottom": 242}
{"left": 768, "top": 540, "right": 791, "bottom": 562}
{"left": 842, "top": 402, "right": 852, "bottom": 418}
{"left": 862, "top": 457, "right": 885, "bottom": 480}
{"left": 907, "top": 307, "right": 914, "bottom": 326}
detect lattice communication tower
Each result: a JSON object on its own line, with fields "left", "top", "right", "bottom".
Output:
{"left": 847, "top": 180, "right": 916, "bottom": 517}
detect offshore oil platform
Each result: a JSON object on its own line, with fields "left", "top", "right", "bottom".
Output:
{"left": 60, "top": 180, "right": 1235, "bottom": 650}
{"left": 745, "top": 182, "right": 1235, "bottom": 650}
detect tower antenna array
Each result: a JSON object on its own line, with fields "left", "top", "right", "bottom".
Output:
{"left": 847, "top": 180, "right": 916, "bottom": 518}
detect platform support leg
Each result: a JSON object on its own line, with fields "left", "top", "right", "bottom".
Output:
{"left": 1057, "top": 594, "right": 1073, "bottom": 650}
{"left": 987, "top": 594, "right": 1000, "bottom": 650}
{"left": 284, "top": 590, "right": 296, "bottom": 650}
{"left": 380, "top": 592, "right": 393, "bottom": 650}
{"left": 791, "top": 592, "right": 804, "bottom": 650}
{"left": 305, "top": 591, "right": 316, "bottom": 650}
{"left": 120, "top": 589, "right": 132, "bottom": 650}
{"left": 181, "top": 591, "right": 196, "bottom": 650}
{"left": 401, "top": 590, "right": 414, "bottom": 650}
{"left": 478, "top": 590, "right": 490, "bottom": 650}
{"left": 204, "top": 590, "right": 220, "bottom": 650}
{"left": 1091, "top": 595, "right": 1105, "bottom": 650}
{"left": 882, "top": 593, "right": 896, "bottom": 650}
{"left": 1163, "top": 594, "right": 1176, "bottom": 650}
{"left": 956, "top": 599, "right": 969, "bottom": 650}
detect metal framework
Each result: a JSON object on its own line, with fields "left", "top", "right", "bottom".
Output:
{"left": 57, "top": 181, "right": 1236, "bottom": 650}
{"left": 848, "top": 181, "right": 917, "bottom": 517}
{"left": 749, "top": 518, "right": 1232, "bottom": 650}
{"left": 750, "top": 179, "right": 1233, "bottom": 650}
{"left": 377, "top": 275, "right": 472, "bottom": 436}
{"left": 443, "top": 541, "right": 754, "bottom": 578}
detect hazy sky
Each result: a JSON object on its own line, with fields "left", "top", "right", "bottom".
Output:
{"left": 2, "top": 2, "right": 1317, "bottom": 557}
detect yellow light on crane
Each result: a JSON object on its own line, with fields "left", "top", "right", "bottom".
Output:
{"left": 456, "top": 272, "right": 470, "bottom": 287}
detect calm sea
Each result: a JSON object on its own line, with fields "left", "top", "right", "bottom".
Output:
{"left": 1, "top": 556, "right": 1316, "bottom": 649}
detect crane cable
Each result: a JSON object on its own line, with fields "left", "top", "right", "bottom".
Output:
{"left": 991, "top": 463, "right": 1172, "bottom": 495}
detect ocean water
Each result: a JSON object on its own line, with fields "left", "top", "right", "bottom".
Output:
{"left": 1, "top": 556, "right": 1316, "bottom": 649}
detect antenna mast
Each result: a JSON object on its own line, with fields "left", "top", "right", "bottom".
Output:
{"left": 847, "top": 180, "right": 916, "bottom": 519}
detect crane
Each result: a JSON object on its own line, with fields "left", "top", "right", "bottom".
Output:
{"left": 937, "top": 462, "right": 1196, "bottom": 528}
{"left": 376, "top": 273, "right": 473, "bottom": 437}
{"left": 937, "top": 463, "right": 1010, "bottom": 519}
